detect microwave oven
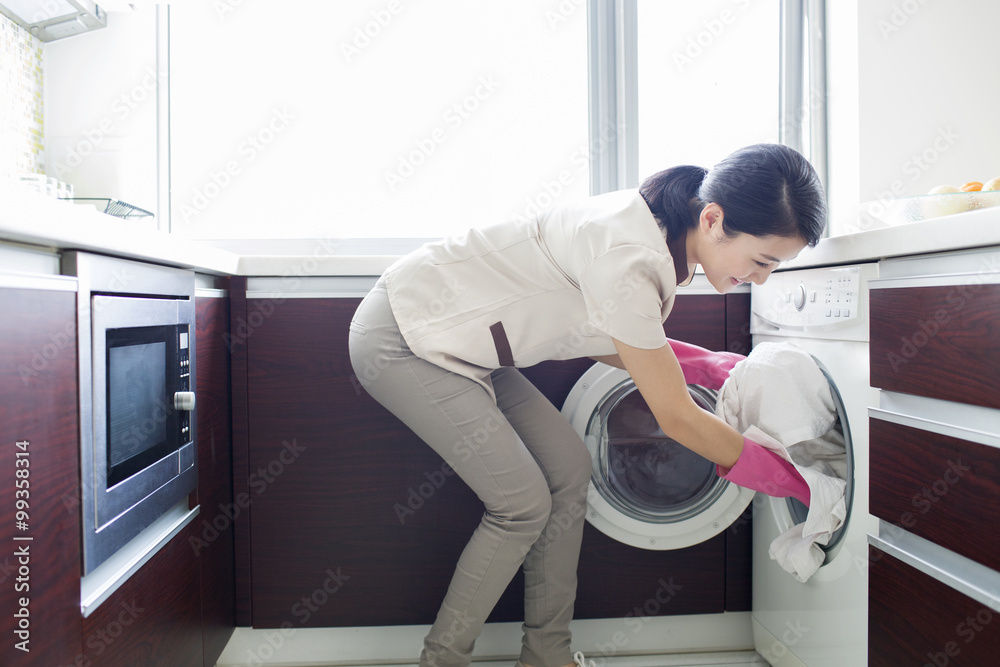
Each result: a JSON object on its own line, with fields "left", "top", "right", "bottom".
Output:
{"left": 63, "top": 252, "right": 198, "bottom": 575}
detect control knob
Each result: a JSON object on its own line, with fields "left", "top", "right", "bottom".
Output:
{"left": 174, "top": 391, "right": 197, "bottom": 411}
{"left": 793, "top": 283, "right": 807, "bottom": 311}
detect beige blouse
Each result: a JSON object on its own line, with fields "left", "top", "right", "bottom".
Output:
{"left": 384, "top": 188, "right": 679, "bottom": 398}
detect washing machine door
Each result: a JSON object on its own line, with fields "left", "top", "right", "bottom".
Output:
{"left": 775, "top": 358, "right": 854, "bottom": 565}
{"left": 562, "top": 362, "right": 756, "bottom": 550}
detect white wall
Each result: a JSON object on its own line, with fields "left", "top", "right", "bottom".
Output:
{"left": 44, "top": 6, "right": 159, "bottom": 218}
{"left": 829, "top": 0, "right": 1000, "bottom": 235}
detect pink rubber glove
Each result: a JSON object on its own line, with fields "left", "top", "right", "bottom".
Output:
{"left": 667, "top": 339, "right": 745, "bottom": 391}
{"left": 717, "top": 437, "right": 811, "bottom": 506}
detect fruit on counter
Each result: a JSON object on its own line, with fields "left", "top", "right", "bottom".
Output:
{"left": 922, "top": 193, "right": 968, "bottom": 217}
{"left": 921, "top": 178, "right": 1000, "bottom": 219}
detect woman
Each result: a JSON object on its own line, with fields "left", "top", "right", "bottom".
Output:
{"left": 349, "top": 143, "right": 823, "bottom": 667}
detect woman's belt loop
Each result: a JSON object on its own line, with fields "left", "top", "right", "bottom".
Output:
{"left": 489, "top": 321, "right": 515, "bottom": 367}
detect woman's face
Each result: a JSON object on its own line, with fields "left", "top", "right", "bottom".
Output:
{"left": 691, "top": 203, "right": 808, "bottom": 294}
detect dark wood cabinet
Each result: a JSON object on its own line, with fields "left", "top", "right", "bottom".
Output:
{"left": 71, "top": 289, "right": 236, "bottom": 667}
{"left": 869, "top": 547, "right": 1000, "bottom": 666}
{"left": 868, "top": 259, "right": 1000, "bottom": 665}
{"left": 195, "top": 291, "right": 237, "bottom": 666}
{"left": 79, "top": 521, "right": 204, "bottom": 666}
{"left": 870, "top": 283, "right": 1000, "bottom": 409}
{"left": 0, "top": 286, "right": 82, "bottom": 666}
{"left": 870, "top": 417, "right": 1000, "bottom": 572}
{"left": 231, "top": 287, "right": 752, "bottom": 628}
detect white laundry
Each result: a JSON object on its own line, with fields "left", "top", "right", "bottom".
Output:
{"left": 788, "top": 428, "right": 848, "bottom": 481}
{"left": 743, "top": 426, "right": 847, "bottom": 582}
{"left": 716, "top": 342, "right": 848, "bottom": 583}
{"left": 716, "top": 341, "right": 837, "bottom": 445}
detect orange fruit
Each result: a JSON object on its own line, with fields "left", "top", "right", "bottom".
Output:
{"left": 960, "top": 181, "right": 983, "bottom": 192}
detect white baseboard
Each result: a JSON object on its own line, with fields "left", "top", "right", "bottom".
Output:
{"left": 215, "top": 613, "right": 754, "bottom": 667}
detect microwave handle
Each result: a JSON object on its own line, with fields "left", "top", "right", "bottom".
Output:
{"left": 174, "top": 391, "right": 196, "bottom": 411}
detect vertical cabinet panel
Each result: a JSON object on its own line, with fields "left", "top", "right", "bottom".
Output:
{"left": 240, "top": 292, "right": 750, "bottom": 627}
{"left": 0, "top": 288, "right": 81, "bottom": 666}
{"left": 195, "top": 294, "right": 236, "bottom": 667}
{"left": 723, "top": 292, "right": 752, "bottom": 611}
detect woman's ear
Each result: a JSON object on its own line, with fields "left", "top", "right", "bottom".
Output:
{"left": 699, "top": 202, "right": 725, "bottom": 237}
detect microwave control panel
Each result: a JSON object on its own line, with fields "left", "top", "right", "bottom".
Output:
{"left": 177, "top": 327, "right": 192, "bottom": 442}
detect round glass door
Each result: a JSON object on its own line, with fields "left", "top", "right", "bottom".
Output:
{"left": 784, "top": 361, "right": 854, "bottom": 564}
{"left": 562, "top": 362, "right": 756, "bottom": 550}
{"left": 590, "top": 382, "right": 725, "bottom": 523}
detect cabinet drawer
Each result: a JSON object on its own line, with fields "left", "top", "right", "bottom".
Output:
{"left": 869, "top": 546, "right": 1000, "bottom": 666}
{"left": 870, "top": 416, "right": 1000, "bottom": 571}
{"left": 869, "top": 283, "right": 1000, "bottom": 409}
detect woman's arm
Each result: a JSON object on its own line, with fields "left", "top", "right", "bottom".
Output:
{"left": 589, "top": 354, "right": 625, "bottom": 369}
{"left": 613, "top": 337, "right": 743, "bottom": 469}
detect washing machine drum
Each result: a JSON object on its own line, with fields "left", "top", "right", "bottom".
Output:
{"left": 562, "top": 362, "right": 755, "bottom": 550}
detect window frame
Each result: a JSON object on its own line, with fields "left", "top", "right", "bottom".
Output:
{"left": 588, "top": 0, "right": 828, "bottom": 202}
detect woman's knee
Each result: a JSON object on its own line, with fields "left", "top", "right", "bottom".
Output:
{"left": 564, "top": 441, "right": 593, "bottom": 497}
{"left": 500, "top": 479, "right": 553, "bottom": 537}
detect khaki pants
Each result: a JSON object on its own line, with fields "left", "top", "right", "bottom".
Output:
{"left": 349, "top": 282, "right": 591, "bottom": 667}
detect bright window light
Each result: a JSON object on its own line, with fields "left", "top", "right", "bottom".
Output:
{"left": 636, "top": 0, "right": 780, "bottom": 180}
{"left": 169, "top": 1, "right": 589, "bottom": 240}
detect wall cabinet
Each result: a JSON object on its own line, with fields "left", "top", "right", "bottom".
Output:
{"left": 229, "top": 281, "right": 752, "bottom": 628}
{"left": 868, "top": 248, "right": 1000, "bottom": 665}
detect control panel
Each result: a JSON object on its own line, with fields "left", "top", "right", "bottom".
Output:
{"left": 175, "top": 327, "right": 195, "bottom": 443}
{"left": 750, "top": 264, "right": 878, "bottom": 340}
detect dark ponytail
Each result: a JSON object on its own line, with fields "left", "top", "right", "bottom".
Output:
{"left": 638, "top": 165, "right": 708, "bottom": 240}
{"left": 640, "top": 144, "right": 827, "bottom": 247}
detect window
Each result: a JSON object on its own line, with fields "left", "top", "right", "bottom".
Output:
{"left": 168, "top": 1, "right": 822, "bottom": 240}
{"left": 636, "top": 0, "right": 781, "bottom": 179}
{"left": 169, "top": 2, "right": 590, "bottom": 239}
{"left": 589, "top": 0, "right": 826, "bottom": 202}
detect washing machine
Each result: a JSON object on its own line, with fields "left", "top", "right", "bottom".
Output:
{"left": 561, "top": 364, "right": 756, "bottom": 550}
{"left": 748, "top": 263, "right": 879, "bottom": 667}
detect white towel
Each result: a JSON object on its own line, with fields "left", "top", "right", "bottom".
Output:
{"left": 742, "top": 426, "right": 847, "bottom": 582}
{"left": 788, "top": 428, "right": 848, "bottom": 481}
{"left": 716, "top": 341, "right": 837, "bottom": 446}
{"left": 716, "top": 342, "right": 848, "bottom": 583}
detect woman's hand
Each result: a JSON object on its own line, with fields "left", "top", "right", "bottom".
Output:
{"left": 613, "top": 338, "right": 743, "bottom": 469}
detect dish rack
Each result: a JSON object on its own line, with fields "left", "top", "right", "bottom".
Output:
{"left": 61, "top": 198, "right": 154, "bottom": 220}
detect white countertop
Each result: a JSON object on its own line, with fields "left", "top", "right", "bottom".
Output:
{"left": 3, "top": 188, "right": 1000, "bottom": 277}
{"left": 784, "top": 204, "right": 1000, "bottom": 270}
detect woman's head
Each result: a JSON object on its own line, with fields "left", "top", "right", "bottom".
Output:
{"left": 639, "top": 143, "right": 827, "bottom": 292}
{"left": 640, "top": 143, "right": 827, "bottom": 247}
{"left": 699, "top": 143, "right": 826, "bottom": 247}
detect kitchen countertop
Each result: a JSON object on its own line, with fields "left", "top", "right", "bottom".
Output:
{"left": 3, "top": 188, "right": 1000, "bottom": 277}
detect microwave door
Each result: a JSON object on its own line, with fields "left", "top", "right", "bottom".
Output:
{"left": 89, "top": 295, "right": 195, "bottom": 531}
